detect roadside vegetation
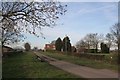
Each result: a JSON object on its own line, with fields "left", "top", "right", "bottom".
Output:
{"left": 3, "top": 52, "right": 78, "bottom": 78}
{"left": 41, "top": 51, "right": 118, "bottom": 71}
{"left": 1, "top": 2, "right": 119, "bottom": 79}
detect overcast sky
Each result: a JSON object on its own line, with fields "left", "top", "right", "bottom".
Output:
{"left": 12, "top": 2, "right": 118, "bottom": 49}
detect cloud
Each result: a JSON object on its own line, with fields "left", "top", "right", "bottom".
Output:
{"left": 78, "top": 4, "right": 116, "bottom": 15}
{"left": 77, "top": 3, "right": 118, "bottom": 22}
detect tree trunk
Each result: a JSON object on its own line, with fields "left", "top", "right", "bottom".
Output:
{"left": 118, "top": 43, "right": 120, "bottom": 53}
{"left": 118, "top": 43, "right": 120, "bottom": 64}
{"left": 95, "top": 44, "right": 98, "bottom": 53}
{"left": 1, "top": 28, "right": 4, "bottom": 57}
{"left": 1, "top": 42, "right": 3, "bottom": 57}
{"left": 88, "top": 43, "right": 90, "bottom": 53}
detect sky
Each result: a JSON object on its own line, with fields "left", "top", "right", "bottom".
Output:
{"left": 1, "top": 0, "right": 119, "bottom": 2}
{"left": 12, "top": 2, "right": 118, "bottom": 49}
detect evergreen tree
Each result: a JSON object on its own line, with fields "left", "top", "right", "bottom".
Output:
{"left": 100, "top": 42, "right": 109, "bottom": 53}
{"left": 63, "top": 36, "right": 72, "bottom": 52}
{"left": 55, "top": 37, "right": 63, "bottom": 51}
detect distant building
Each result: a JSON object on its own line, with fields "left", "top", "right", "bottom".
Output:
{"left": 44, "top": 44, "right": 55, "bottom": 51}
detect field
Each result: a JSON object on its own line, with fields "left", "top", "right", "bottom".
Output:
{"left": 2, "top": 52, "right": 78, "bottom": 78}
{"left": 41, "top": 51, "right": 118, "bottom": 71}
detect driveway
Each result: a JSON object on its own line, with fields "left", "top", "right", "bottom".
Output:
{"left": 34, "top": 52, "right": 119, "bottom": 78}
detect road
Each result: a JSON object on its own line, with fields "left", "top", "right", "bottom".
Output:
{"left": 34, "top": 52, "right": 119, "bottom": 78}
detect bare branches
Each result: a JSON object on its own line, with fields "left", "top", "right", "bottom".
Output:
{"left": 111, "top": 23, "right": 120, "bottom": 52}
{"left": 76, "top": 33, "right": 103, "bottom": 53}
{"left": 105, "top": 33, "right": 114, "bottom": 49}
{"left": 111, "top": 23, "right": 120, "bottom": 43}
{"left": 1, "top": 1, "right": 66, "bottom": 27}
{"left": 0, "top": 1, "right": 66, "bottom": 46}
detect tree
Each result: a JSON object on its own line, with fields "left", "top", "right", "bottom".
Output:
{"left": 24, "top": 42, "right": 31, "bottom": 51}
{"left": 111, "top": 23, "right": 120, "bottom": 53}
{"left": 1, "top": 25, "right": 25, "bottom": 46}
{"left": 106, "top": 33, "right": 114, "bottom": 50}
{"left": 91, "top": 33, "right": 101, "bottom": 53}
{"left": 76, "top": 39, "right": 87, "bottom": 49}
{"left": 84, "top": 33, "right": 101, "bottom": 53}
{"left": 63, "top": 36, "right": 71, "bottom": 52}
{"left": 71, "top": 46, "right": 77, "bottom": 52}
{"left": 33, "top": 47, "right": 38, "bottom": 51}
{"left": 84, "top": 34, "right": 91, "bottom": 50}
{"left": 100, "top": 42, "right": 109, "bottom": 53}
{"left": 76, "top": 39, "right": 87, "bottom": 53}
{"left": 0, "top": 1, "right": 67, "bottom": 47}
{"left": 51, "top": 40, "right": 56, "bottom": 45}
{"left": 55, "top": 37, "right": 62, "bottom": 51}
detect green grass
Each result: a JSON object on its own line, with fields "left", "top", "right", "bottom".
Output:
{"left": 2, "top": 52, "right": 79, "bottom": 78}
{"left": 41, "top": 52, "right": 118, "bottom": 71}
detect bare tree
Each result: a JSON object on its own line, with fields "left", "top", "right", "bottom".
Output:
{"left": 0, "top": 1, "right": 67, "bottom": 47}
{"left": 111, "top": 23, "right": 120, "bottom": 53}
{"left": 84, "top": 33, "right": 103, "bottom": 53}
{"left": 105, "top": 33, "right": 114, "bottom": 50}
{"left": 84, "top": 33, "right": 96, "bottom": 49}
{"left": 0, "top": 1, "right": 66, "bottom": 54}
{"left": 84, "top": 34, "right": 92, "bottom": 50}
{"left": 76, "top": 39, "right": 87, "bottom": 49}
{"left": 92, "top": 33, "right": 104, "bottom": 52}
{"left": 1, "top": 21, "right": 25, "bottom": 46}
{"left": 76, "top": 39, "right": 87, "bottom": 53}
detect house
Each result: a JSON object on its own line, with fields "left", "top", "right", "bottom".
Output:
{"left": 44, "top": 44, "right": 55, "bottom": 51}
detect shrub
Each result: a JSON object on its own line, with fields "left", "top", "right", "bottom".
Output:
{"left": 104, "top": 53, "right": 118, "bottom": 64}
{"left": 100, "top": 43, "right": 110, "bottom": 53}
{"left": 46, "top": 50, "right": 56, "bottom": 53}
{"left": 24, "top": 42, "right": 31, "bottom": 51}
{"left": 79, "top": 53, "right": 105, "bottom": 61}
{"left": 3, "top": 51, "right": 23, "bottom": 57}
{"left": 89, "top": 49, "right": 98, "bottom": 53}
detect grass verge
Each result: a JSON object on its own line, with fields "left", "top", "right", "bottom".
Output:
{"left": 41, "top": 51, "right": 118, "bottom": 72}
{"left": 2, "top": 52, "right": 79, "bottom": 78}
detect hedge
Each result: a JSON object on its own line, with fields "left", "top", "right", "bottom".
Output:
{"left": 73, "top": 53, "right": 118, "bottom": 64}
{"left": 3, "top": 51, "right": 23, "bottom": 57}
